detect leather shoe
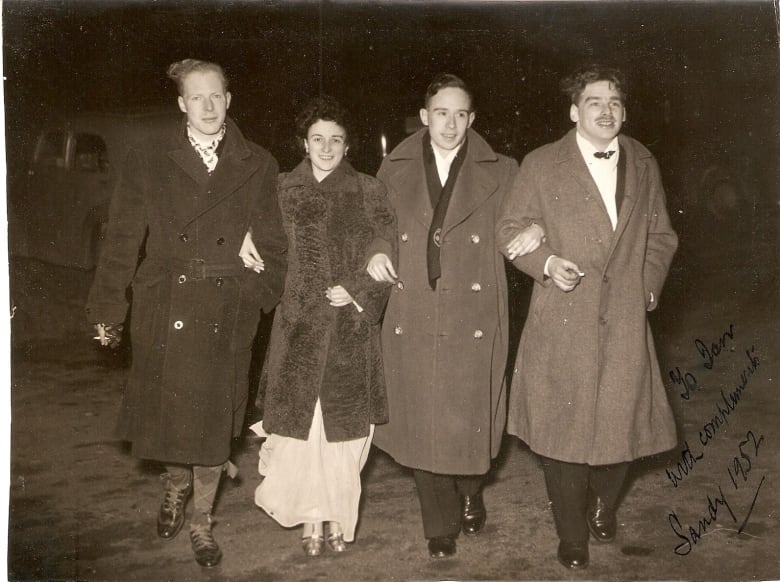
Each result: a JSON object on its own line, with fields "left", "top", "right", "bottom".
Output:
{"left": 461, "top": 493, "right": 486, "bottom": 535}
{"left": 557, "top": 540, "right": 589, "bottom": 569}
{"left": 587, "top": 496, "right": 617, "bottom": 543}
{"left": 190, "top": 521, "right": 222, "bottom": 568}
{"left": 157, "top": 479, "right": 191, "bottom": 540}
{"left": 428, "top": 536, "right": 456, "bottom": 558}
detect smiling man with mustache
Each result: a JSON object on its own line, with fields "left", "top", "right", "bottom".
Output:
{"left": 496, "top": 64, "right": 678, "bottom": 570}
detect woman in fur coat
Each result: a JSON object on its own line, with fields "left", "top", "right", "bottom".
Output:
{"left": 241, "top": 96, "right": 397, "bottom": 556}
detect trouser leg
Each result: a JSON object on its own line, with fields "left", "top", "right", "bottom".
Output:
{"left": 540, "top": 456, "right": 589, "bottom": 543}
{"left": 455, "top": 473, "right": 484, "bottom": 497}
{"left": 165, "top": 464, "right": 193, "bottom": 489}
{"left": 191, "top": 464, "right": 223, "bottom": 525}
{"left": 413, "top": 470, "right": 461, "bottom": 539}
{"left": 588, "top": 462, "right": 629, "bottom": 509}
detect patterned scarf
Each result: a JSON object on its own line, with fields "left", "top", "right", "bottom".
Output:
{"left": 187, "top": 123, "right": 226, "bottom": 174}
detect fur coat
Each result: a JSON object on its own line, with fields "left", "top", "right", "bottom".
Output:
{"left": 259, "top": 159, "right": 397, "bottom": 441}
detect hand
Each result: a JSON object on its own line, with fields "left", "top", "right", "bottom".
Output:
{"left": 547, "top": 256, "right": 584, "bottom": 292}
{"left": 94, "top": 323, "right": 123, "bottom": 348}
{"left": 239, "top": 231, "right": 265, "bottom": 273}
{"left": 325, "top": 285, "right": 354, "bottom": 307}
{"left": 366, "top": 253, "right": 397, "bottom": 283}
{"left": 506, "top": 223, "right": 545, "bottom": 259}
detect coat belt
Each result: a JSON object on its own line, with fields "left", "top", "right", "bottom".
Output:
{"left": 164, "top": 258, "right": 245, "bottom": 280}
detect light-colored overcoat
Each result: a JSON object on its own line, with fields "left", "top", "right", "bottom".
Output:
{"left": 372, "top": 128, "right": 518, "bottom": 475}
{"left": 496, "top": 129, "right": 678, "bottom": 465}
{"left": 86, "top": 116, "right": 287, "bottom": 466}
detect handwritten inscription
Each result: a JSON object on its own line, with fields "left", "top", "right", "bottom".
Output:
{"left": 698, "top": 346, "right": 760, "bottom": 447}
{"left": 665, "top": 440, "right": 705, "bottom": 488}
{"left": 694, "top": 323, "right": 735, "bottom": 370}
{"left": 669, "top": 429, "right": 767, "bottom": 556}
{"left": 665, "top": 327, "right": 767, "bottom": 557}
{"left": 669, "top": 485, "right": 737, "bottom": 556}
{"left": 726, "top": 430, "right": 764, "bottom": 490}
{"left": 671, "top": 323, "right": 735, "bottom": 400}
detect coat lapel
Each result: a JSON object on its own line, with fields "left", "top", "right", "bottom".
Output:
{"left": 558, "top": 132, "right": 615, "bottom": 249}
{"left": 169, "top": 117, "right": 261, "bottom": 229}
{"left": 387, "top": 131, "right": 433, "bottom": 228}
{"left": 606, "top": 138, "right": 641, "bottom": 259}
{"left": 442, "top": 130, "right": 499, "bottom": 234}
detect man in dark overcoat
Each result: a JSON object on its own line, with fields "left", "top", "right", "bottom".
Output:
{"left": 367, "top": 73, "right": 542, "bottom": 558}
{"left": 496, "top": 64, "right": 678, "bottom": 570}
{"left": 85, "top": 59, "right": 286, "bottom": 568}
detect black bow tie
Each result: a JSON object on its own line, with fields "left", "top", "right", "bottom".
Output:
{"left": 594, "top": 150, "right": 616, "bottom": 159}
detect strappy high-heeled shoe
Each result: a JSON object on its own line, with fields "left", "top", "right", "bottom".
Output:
{"left": 302, "top": 534, "right": 324, "bottom": 556}
{"left": 302, "top": 523, "right": 324, "bottom": 557}
{"left": 327, "top": 522, "right": 347, "bottom": 552}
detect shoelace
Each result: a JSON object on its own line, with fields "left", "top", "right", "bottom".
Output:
{"left": 161, "top": 485, "right": 189, "bottom": 514}
{"left": 190, "top": 524, "right": 218, "bottom": 552}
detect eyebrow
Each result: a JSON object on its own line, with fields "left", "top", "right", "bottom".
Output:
{"left": 432, "top": 107, "right": 471, "bottom": 113}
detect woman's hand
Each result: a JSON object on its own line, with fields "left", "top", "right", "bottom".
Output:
{"left": 506, "top": 223, "right": 545, "bottom": 260}
{"left": 366, "top": 253, "right": 397, "bottom": 283}
{"left": 325, "top": 285, "right": 355, "bottom": 307}
{"left": 239, "top": 231, "right": 265, "bottom": 273}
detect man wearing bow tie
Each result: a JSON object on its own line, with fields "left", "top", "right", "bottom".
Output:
{"left": 496, "top": 64, "right": 678, "bottom": 570}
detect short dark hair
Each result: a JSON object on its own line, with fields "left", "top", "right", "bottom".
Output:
{"left": 560, "top": 64, "right": 627, "bottom": 105}
{"left": 166, "top": 59, "right": 229, "bottom": 95}
{"left": 295, "top": 95, "right": 353, "bottom": 146}
{"left": 424, "top": 73, "right": 474, "bottom": 110}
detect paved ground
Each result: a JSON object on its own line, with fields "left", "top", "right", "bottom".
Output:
{"left": 6, "top": 221, "right": 780, "bottom": 582}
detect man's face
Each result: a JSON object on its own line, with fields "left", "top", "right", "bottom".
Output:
{"left": 177, "top": 70, "right": 231, "bottom": 141}
{"left": 570, "top": 80, "right": 626, "bottom": 150}
{"left": 420, "top": 87, "right": 475, "bottom": 154}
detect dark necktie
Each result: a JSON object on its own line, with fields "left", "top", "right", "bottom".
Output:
{"left": 594, "top": 150, "right": 616, "bottom": 159}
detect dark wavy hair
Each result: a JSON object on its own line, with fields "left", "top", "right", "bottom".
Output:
{"left": 295, "top": 96, "right": 353, "bottom": 153}
{"left": 166, "top": 59, "right": 229, "bottom": 96}
{"left": 560, "top": 64, "right": 627, "bottom": 105}
{"left": 424, "top": 73, "right": 475, "bottom": 111}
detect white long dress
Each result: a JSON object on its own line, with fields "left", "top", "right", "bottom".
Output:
{"left": 251, "top": 398, "right": 374, "bottom": 542}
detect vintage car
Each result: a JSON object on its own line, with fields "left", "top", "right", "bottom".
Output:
{"left": 11, "top": 108, "right": 176, "bottom": 269}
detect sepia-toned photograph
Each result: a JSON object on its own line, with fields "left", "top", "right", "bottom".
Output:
{"left": 4, "top": 1, "right": 778, "bottom": 580}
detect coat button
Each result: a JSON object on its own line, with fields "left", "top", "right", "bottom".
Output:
{"left": 473, "top": 329, "right": 484, "bottom": 339}
{"left": 602, "top": 275, "right": 609, "bottom": 283}
{"left": 178, "top": 275, "right": 187, "bottom": 284}
{"left": 600, "top": 317, "right": 607, "bottom": 325}
{"left": 174, "top": 320, "right": 184, "bottom": 329}
{"left": 216, "top": 277, "right": 224, "bottom": 287}
{"left": 216, "top": 237, "right": 225, "bottom": 245}
{"left": 471, "top": 282, "right": 481, "bottom": 292}
{"left": 179, "top": 233, "right": 189, "bottom": 243}
{"left": 213, "top": 323, "right": 219, "bottom": 333}
{"left": 470, "top": 234, "right": 480, "bottom": 244}
{"left": 397, "top": 281, "right": 404, "bottom": 290}
{"left": 401, "top": 233, "right": 409, "bottom": 242}
{"left": 394, "top": 325, "right": 403, "bottom": 335}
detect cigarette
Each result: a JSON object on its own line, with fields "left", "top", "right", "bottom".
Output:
{"left": 576, "top": 271, "right": 585, "bottom": 277}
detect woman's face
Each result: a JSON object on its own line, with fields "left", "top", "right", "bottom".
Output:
{"left": 304, "top": 119, "right": 348, "bottom": 182}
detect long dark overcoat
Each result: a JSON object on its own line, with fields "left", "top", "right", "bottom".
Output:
{"left": 371, "top": 129, "right": 518, "bottom": 475}
{"left": 496, "top": 129, "right": 678, "bottom": 465}
{"left": 86, "top": 116, "right": 287, "bottom": 466}
{"left": 259, "top": 160, "right": 397, "bottom": 442}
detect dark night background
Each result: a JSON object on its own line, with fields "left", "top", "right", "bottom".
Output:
{"left": 3, "top": 0, "right": 779, "bottom": 203}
